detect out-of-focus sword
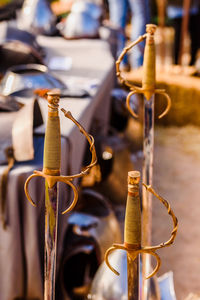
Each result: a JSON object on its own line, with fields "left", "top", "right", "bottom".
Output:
{"left": 105, "top": 170, "right": 178, "bottom": 300}
{"left": 24, "top": 89, "right": 97, "bottom": 300}
{"left": 115, "top": 24, "right": 173, "bottom": 299}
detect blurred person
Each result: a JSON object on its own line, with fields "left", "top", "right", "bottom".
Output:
{"left": 107, "top": 0, "right": 150, "bottom": 69}
{"left": 0, "top": 0, "right": 24, "bottom": 20}
{"left": 51, "top": 0, "right": 74, "bottom": 17}
{"left": 166, "top": 0, "right": 200, "bottom": 65}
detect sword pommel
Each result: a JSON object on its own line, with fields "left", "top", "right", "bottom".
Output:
{"left": 146, "top": 24, "right": 157, "bottom": 35}
{"left": 47, "top": 89, "right": 60, "bottom": 112}
{"left": 128, "top": 171, "right": 140, "bottom": 185}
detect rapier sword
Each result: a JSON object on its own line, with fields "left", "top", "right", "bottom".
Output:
{"left": 24, "top": 89, "right": 97, "bottom": 300}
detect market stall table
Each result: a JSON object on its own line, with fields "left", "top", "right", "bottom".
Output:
{"left": 0, "top": 37, "right": 115, "bottom": 300}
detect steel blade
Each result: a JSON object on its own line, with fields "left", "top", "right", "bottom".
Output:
{"left": 44, "top": 180, "right": 59, "bottom": 300}
{"left": 127, "top": 253, "right": 140, "bottom": 300}
{"left": 142, "top": 95, "right": 155, "bottom": 300}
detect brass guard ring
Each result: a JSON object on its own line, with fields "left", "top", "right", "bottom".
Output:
{"left": 126, "top": 89, "right": 142, "bottom": 118}
{"left": 24, "top": 173, "right": 41, "bottom": 207}
{"left": 155, "top": 90, "right": 172, "bottom": 119}
{"left": 104, "top": 243, "right": 161, "bottom": 279}
{"left": 126, "top": 88, "right": 172, "bottom": 119}
{"left": 24, "top": 170, "right": 79, "bottom": 214}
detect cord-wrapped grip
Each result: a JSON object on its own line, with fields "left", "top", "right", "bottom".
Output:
{"left": 43, "top": 89, "right": 61, "bottom": 174}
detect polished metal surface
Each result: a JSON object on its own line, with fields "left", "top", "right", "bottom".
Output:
{"left": 89, "top": 250, "right": 128, "bottom": 299}
{"left": 71, "top": 1, "right": 102, "bottom": 20}
{"left": 56, "top": 189, "right": 122, "bottom": 299}
{"left": 0, "top": 64, "right": 66, "bottom": 96}
{"left": 158, "top": 272, "right": 177, "bottom": 300}
{"left": 68, "top": 189, "right": 122, "bottom": 260}
{"left": 0, "top": 23, "right": 44, "bottom": 71}
{"left": 0, "top": 22, "right": 42, "bottom": 53}
{"left": 58, "top": 0, "right": 101, "bottom": 39}
{"left": 142, "top": 95, "right": 155, "bottom": 300}
{"left": 0, "top": 95, "right": 21, "bottom": 111}
{"left": 59, "top": 12, "right": 99, "bottom": 39}
{"left": 88, "top": 250, "right": 160, "bottom": 300}
{"left": 17, "top": 0, "right": 56, "bottom": 35}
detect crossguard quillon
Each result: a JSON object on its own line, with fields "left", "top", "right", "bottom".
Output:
{"left": 116, "top": 25, "right": 171, "bottom": 119}
{"left": 24, "top": 109, "right": 97, "bottom": 215}
{"left": 105, "top": 184, "right": 178, "bottom": 279}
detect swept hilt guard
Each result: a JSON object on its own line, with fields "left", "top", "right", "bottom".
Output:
{"left": 105, "top": 177, "right": 178, "bottom": 280}
{"left": 61, "top": 108, "right": 97, "bottom": 177}
{"left": 116, "top": 23, "right": 172, "bottom": 119}
{"left": 24, "top": 93, "right": 97, "bottom": 215}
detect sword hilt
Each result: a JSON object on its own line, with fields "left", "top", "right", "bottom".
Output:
{"left": 105, "top": 171, "right": 178, "bottom": 280}
{"left": 116, "top": 24, "right": 171, "bottom": 119}
{"left": 24, "top": 90, "right": 97, "bottom": 214}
